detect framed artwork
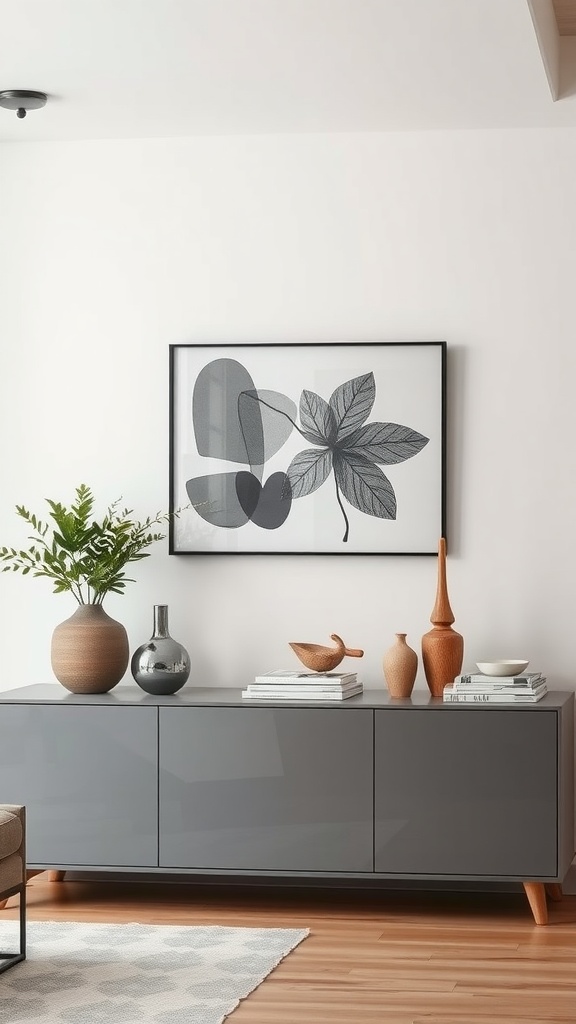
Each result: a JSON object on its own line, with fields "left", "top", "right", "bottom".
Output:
{"left": 169, "top": 341, "right": 446, "bottom": 555}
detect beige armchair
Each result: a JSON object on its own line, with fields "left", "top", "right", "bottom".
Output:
{"left": 0, "top": 805, "right": 26, "bottom": 973}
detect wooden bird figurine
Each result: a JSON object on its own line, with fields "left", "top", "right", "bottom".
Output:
{"left": 289, "top": 634, "right": 364, "bottom": 673}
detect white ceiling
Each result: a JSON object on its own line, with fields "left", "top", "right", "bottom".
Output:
{"left": 0, "top": 0, "right": 576, "bottom": 143}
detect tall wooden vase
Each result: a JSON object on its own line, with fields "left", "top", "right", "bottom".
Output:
{"left": 422, "top": 537, "right": 463, "bottom": 697}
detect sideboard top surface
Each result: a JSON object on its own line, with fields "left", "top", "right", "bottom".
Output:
{"left": 0, "top": 683, "right": 572, "bottom": 711}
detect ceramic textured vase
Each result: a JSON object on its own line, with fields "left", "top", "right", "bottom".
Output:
{"left": 382, "top": 633, "right": 418, "bottom": 698}
{"left": 131, "top": 604, "right": 190, "bottom": 695}
{"left": 421, "top": 537, "right": 464, "bottom": 697}
{"left": 51, "top": 604, "right": 129, "bottom": 694}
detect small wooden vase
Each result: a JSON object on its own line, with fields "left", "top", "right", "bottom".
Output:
{"left": 422, "top": 537, "right": 464, "bottom": 697}
{"left": 383, "top": 633, "right": 418, "bottom": 698}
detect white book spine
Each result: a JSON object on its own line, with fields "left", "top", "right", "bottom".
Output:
{"left": 455, "top": 673, "right": 542, "bottom": 685}
{"left": 452, "top": 681, "right": 547, "bottom": 693}
{"left": 242, "top": 687, "right": 363, "bottom": 700}
{"left": 245, "top": 684, "right": 363, "bottom": 693}
{"left": 443, "top": 687, "right": 545, "bottom": 703}
{"left": 253, "top": 674, "right": 357, "bottom": 685}
{"left": 246, "top": 683, "right": 360, "bottom": 692}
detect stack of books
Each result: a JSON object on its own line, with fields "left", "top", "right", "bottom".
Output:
{"left": 443, "top": 670, "right": 547, "bottom": 704}
{"left": 242, "top": 670, "right": 363, "bottom": 701}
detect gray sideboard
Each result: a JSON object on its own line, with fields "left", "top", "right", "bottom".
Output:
{"left": 0, "top": 684, "right": 573, "bottom": 925}
{"left": 159, "top": 704, "right": 373, "bottom": 872}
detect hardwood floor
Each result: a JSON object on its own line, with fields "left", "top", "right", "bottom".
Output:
{"left": 2, "top": 874, "right": 576, "bottom": 1022}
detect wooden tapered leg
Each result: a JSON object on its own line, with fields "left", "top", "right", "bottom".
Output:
{"left": 544, "top": 883, "right": 563, "bottom": 902}
{"left": 26, "top": 869, "right": 65, "bottom": 884}
{"left": 523, "top": 882, "right": 548, "bottom": 925}
{"left": 0, "top": 898, "right": 7, "bottom": 910}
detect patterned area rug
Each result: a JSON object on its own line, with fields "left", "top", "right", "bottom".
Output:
{"left": 0, "top": 920, "right": 309, "bottom": 1023}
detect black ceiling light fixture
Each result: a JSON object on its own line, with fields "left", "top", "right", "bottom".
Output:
{"left": 0, "top": 89, "right": 47, "bottom": 119}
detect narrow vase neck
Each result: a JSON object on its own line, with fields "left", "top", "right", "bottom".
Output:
{"left": 153, "top": 605, "right": 170, "bottom": 638}
{"left": 430, "top": 537, "right": 455, "bottom": 627}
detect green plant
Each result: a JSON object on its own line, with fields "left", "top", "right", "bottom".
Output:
{"left": 0, "top": 483, "right": 173, "bottom": 605}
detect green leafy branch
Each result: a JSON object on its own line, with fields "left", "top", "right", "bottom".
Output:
{"left": 0, "top": 483, "right": 175, "bottom": 604}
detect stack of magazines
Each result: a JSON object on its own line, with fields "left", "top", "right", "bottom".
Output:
{"left": 242, "top": 670, "right": 363, "bottom": 701}
{"left": 443, "top": 670, "right": 547, "bottom": 703}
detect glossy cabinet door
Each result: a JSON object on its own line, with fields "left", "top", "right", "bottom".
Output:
{"left": 159, "top": 706, "right": 373, "bottom": 872}
{"left": 374, "top": 708, "right": 558, "bottom": 877}
{"left": 0, "top": 705, "right": 158, "bottom": 867}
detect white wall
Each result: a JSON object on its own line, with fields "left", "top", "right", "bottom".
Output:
{"left": 0, "top": 129, "right": 574, "bottom": 693}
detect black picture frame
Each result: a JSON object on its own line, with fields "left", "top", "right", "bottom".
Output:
{"left": 169, "top": 341, "right": 446, "bottom": 554}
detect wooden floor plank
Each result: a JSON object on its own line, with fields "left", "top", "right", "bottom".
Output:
{"left": 1, "top": 874, "right": 576, "bottom": 1023}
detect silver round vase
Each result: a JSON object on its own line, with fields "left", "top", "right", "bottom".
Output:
{"left": 131, "top": 605, "right": 190, "bottom": 695}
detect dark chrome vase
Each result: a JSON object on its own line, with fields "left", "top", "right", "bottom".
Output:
{"left": 131, "top": 605, "right": 190, "bottom": 695}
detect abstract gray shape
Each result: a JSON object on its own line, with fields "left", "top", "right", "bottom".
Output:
{"left": 244, "top": 472, "right": 292, "bottom": 530}
{"left": 59, "top": 949, "right": 117, "bottom": 965}
{"left": 238, "top": 389, "right": 296, "bottom": 466}
{"left": 78, "top": 926, "right": 142, "bottom": 945}
{"left": 154, "top": 1008, "right": 219, "bottom": 1024}
{"left": 15, "top": 970, "right": 84, "bottom": 993}
{"left": 245, "top": 932, "right": 303, "bottom": 949}
{"left": 134, "top": 951, "right": 201, "bottom": 972}
{"left": 234, "top": 470, "right": 261, "bottom": 519}
{"left": 162, "top": 928, "right": 226, "bottom": 947}
{"left": 24, "top": 925, "right": 70, "bottom": 942}
{"left": 193, "top": 358, "right": 262, "bottom": 464}
{"left": 98, "top": 975, "right": 176, "bottom": 997}
{"left": 59, "top": 1001, "right": 142, "bottom": 1024}
{"left": 186, "top": 473, "right": 251, "bottom": 528}
{"left": 0, "top": 998, "right": 46, "bottom": 1023}
{"left": 185, "top": 977, "right": 250, "bottom": 999}
{"left": 219, "top": 953, "right": 270, "bottom": 975}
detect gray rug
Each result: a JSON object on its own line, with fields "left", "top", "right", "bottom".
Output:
{"left": 0, "top": 920, "right": 309, "bottom": 1023}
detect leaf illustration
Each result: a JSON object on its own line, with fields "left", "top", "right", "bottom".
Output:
{"left": 193, "top": 362, "right": 430, "bottom": 543}
{"left": 329, "top": 373, "right": 375, "bottom": 440}
{"left": 285, "top": 448, "right": 333, "bottom": 499}
{"left": 339, "top": 422, "right": 429, "bottom": 464}
{"left": 333, "top": 451, "right": 396, "bottom": 519}
{"left": 299, "top": 390, "right": 337, "bottom": 445}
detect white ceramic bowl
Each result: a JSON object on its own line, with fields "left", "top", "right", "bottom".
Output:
{"left": 476, "top": 660, "right": 529, "bottom": 676}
